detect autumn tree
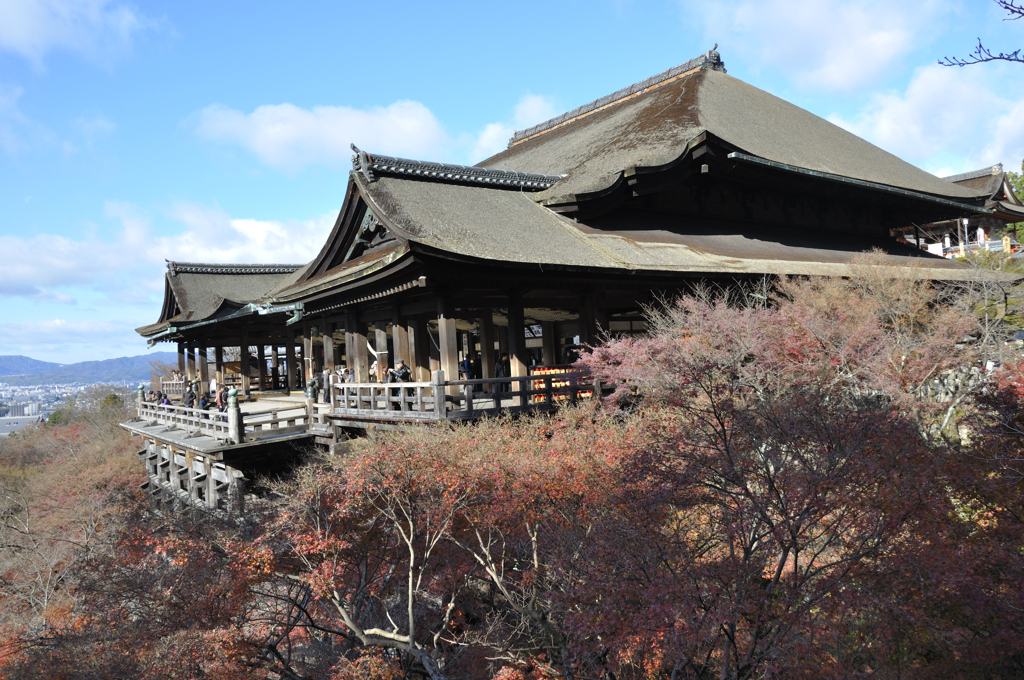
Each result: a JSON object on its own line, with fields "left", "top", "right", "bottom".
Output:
{"left": 7, "top": 263, "right": 1024, "bottom": 680}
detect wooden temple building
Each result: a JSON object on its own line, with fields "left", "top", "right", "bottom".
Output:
{"left": 907, "top": 163, "right": 1024, "bottom": 255}
{"left": 121, "top": 48, "right": 999, "bottom": 512}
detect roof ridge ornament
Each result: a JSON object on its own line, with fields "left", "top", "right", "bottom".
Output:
{"left": 506, "top": 47, "right": 726, "bottom": 148}
{"left": 350, "top": 146, "right": 564, "bottom": 190}
{"left": 351, "top": 144, "right": 375, "bottom": 182}
{"left": 166, "top": 262, "right": 303, "bottom": 275}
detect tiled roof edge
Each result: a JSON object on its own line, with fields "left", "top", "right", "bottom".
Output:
{"left": 350, "top": 145, "right": 564, "bottom": 190}
{"left": 942, "top": 163, "right": 1003, "bottom": 183}
{"left": 166, "top": 261, "right": 303, "bottom": 276}
{"left": 507, "top": 47, "right": 726, "bottom": 148}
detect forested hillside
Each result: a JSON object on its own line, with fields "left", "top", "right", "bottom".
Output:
{"left": 0, "top": 356, "right": 62, "bottom": 376}
{"left": 3, "top": 269, "right": 1024, "bottom": 679}
{"left": 0, "top": 352, "right": 177, "bottom": 386}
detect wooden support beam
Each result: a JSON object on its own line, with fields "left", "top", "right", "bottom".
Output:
{"left": 285, "top": 332, "right": 297, "bottom": 392}
{"left": 580, "top": 294, "right": 597, "bottom": 346}
{"left": 428, "top": 319, "right": 441, "bottom": 373}
{"left": 594, "top": 291, "right": 609, "bottom": 340}
{"left": 177, "top": 342, "right": 186, "bottom": 375}
{"left": 351, "top": 313, "right": 370, "bottom": 383}
{"left": 270, "top": 345, "right": 279, "bottom": 390}
{"left": 374, "top": 326, "right": 389, "bottom": 380}
{"left": 507, "top": 293, "right": 527, "bottom": 406}
{"left": 324, "top": 331, "right": 335, "bottom": 373}
{"left": 480, "top": 312, "right": 495, "bottom": 381}
{"left": 198, "top": 345, "right": 209, "bottom": 387}
{"left": 392, "top": 310, "right": 410, "bottom": 369}
{"left": 186, "top": 342, "right": 196, "bottom": 381}
{"left": 344, "top": 330, "right": 355, "bottom": 371}
{"left": 215, "top": 346, "right": 224, "bottom": 385}
{"left": 413, "top": 317, "right": 432, "bottom": 382}
{"left": 541, "top": 321, "right": 556, "bottom": 367}
{"left": 438, "top": 299, "right": 459, "bottom": 397}
{"left": 303, "top": 323, "right": 314, "bottom": 386}
{"left": 240, "top": 327, "right": 251, "bottom": 396}
{"left": 257, "top": 342, "right": 266, "bottom": 391}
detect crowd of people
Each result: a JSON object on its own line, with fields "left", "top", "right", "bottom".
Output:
{"left": 145, "top": 376, "right": 231, "bottom": 415}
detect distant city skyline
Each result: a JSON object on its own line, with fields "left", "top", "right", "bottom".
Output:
{"left": 1, "top": 0, "right": 1022, "bottom": 363}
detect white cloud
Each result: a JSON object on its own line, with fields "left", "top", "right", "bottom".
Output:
{"left": 696, "top": 0, "right": 949, "bottom": 90}
{"left": 195, "top": 93, "right": 559, "bottom": 170}
{"left": 194, "top": 100, "right": 448, "bottom": 172}
{"left": 0, "top": 202, "right": 334, "bottom": 306}
{"left": 150, "top": 203, "right": 334, "bottom": 265}
{"left": 0, "top": 0, "right": 156, "bottom": 67}
{"left": 0, "top": 318, "right": 143, "bottom": 359}
{"left": 829, "top": 64, "right": 1024, "bottom": 174}
{"left": 471, "top": 94, "right": 557, "bottom": 162}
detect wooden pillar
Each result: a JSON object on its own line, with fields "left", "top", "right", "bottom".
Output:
{"left": 392, "top": 311, "right": 410, "bottom": 368}
{"left": 198, "top": 346, "right": 210, "bottom": 389}
{"left": 270, "top": 345, "right": 279, "bottom": 389}
{"left": 374, "top": 325, "right": 389, "bottom": 376}
{"left": 480, "top": 313, "right": 495, "bottom": 380}
{"left": 324, "top": 331, "right": 335, "bottom": 372}
{"left": 303, "top": 326, "right": 314, "bottom": 386}
{"left": 215, "top": 346, "right": 224, "bottom": 384}
{"left": 507, "top": 294, "right": 527, "bottom": 405}
{"left": 541, "top": 321, "right": 556, "bottom": 367}
{"left": 285, "top": 332, "right": 297, "bottom": 392}
{"left": 594, "top": 291, "right": 608, "bottom": 340}
{"left": 344, "top": 329, "right": 355, "bottom": 371}
{"left": 498, "top": 323, "right": 509, "bottom": 359}
{"left": 177, "top": 342, "right": 186, "bottom": 375}
{"left": 405, "top": 320, "right": 419, "bottom": 379}
{"left": 186, "top": 342, "right": 196, "bottom": 381}
{"left": 256, "top": 343, "right": 266, "bottom": 391}
{"left": 413, "top": 317, "right": 432, "bottom": 381}
{"left": 314, "top": 323, "right": 325, "bottom": 374}
{"left": 351, "top": 314, "right": 369, "bottom": 383}
{"left": 579, "top": 294, "right": 597, "bottom": 346}
{"left": 438, "top": 299, "right": 459, "bottom": 397}
{"left": 240, "top": 327, "right": 251, "bottom": 395}
{"left": 428, "top": 321, "right": 441, "bottom": 373}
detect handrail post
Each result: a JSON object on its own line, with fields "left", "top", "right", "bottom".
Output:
{"left": 433, "top": 370, "right": 446, "bottom": 419}
{"left": 463, "top": 383, "right": 474, "bottom": 418}
{"left": 137, "top": 384, "right": 145, "bottom": 415}
{"left": 305, "top": 384, "right": 314, "bottom": 427}
{"left": 227, "top": 388, "right": 242, "bottom": 444}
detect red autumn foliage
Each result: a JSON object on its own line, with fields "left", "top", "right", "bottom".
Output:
{"left": 4, "top": 271, "right": 1024, "bottom": 679}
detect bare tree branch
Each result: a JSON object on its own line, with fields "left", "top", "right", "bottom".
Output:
{"left": 940, "top": 1, "right": 1024, "bottom": 66}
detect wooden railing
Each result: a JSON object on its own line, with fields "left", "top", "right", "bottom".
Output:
{"left": 331, "top": 379, "right": 442, "bottom": 420}
{"left": 136, "top": 369, "right": 603, "bottom": 446}
{"left": 160, "top": 378, "right": 185, "bottom": 398}
{"left": 327, "top": 369, "right": 598, "bottom": 422}
{"left": 137, "top": 398, "right": 315, "bottom": 445}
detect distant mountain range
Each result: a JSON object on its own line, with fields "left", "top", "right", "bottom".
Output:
{"left": 0, "top": 356, "right": 62, "bottom": 376}
{"left": 0, "top": 353, "right": 178, "bottom": 386}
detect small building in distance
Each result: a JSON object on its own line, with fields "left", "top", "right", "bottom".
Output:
{"left": 123, "top": 49, "right": 1006, "bottom": 512}
{"left": 0, "top": 415, "right": 44, "bottom": 438}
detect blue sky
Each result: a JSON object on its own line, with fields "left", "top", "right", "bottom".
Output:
{"left": 1, "top": 0, "right": 1022, "bottom": 364}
